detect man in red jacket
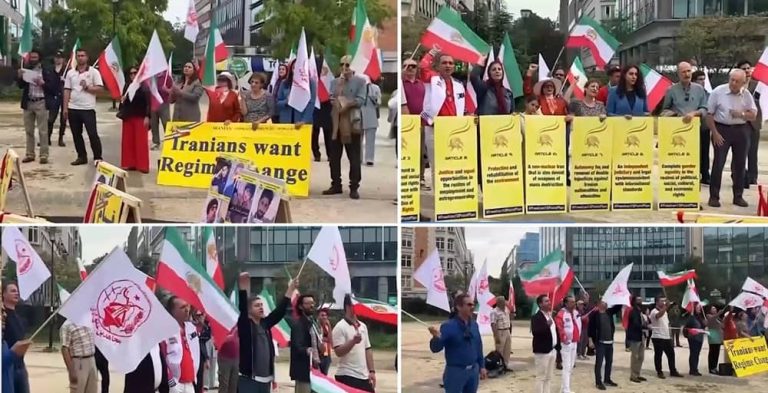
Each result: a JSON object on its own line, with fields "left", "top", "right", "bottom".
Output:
{"left": 555, "top": 296, "right": 580, "bottom": 393}
{"left": 597, "top": 66, "right": 622, "bottom": 104}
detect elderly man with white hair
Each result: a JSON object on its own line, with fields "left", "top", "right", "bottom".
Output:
{"left": 706, "top": 68, "right": 758, "bottom": 208}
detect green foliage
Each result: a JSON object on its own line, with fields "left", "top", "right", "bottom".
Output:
{"left": 169, "top": 23, "right": 195, "bottom": 69}
{"left": 444, "top": 272, "right": 467, "bottom": 296}
{"left": 400, "top": 15, "right": 430, "bottom": 59}
{"left": 259, "top": 0, "right": 393, "bottom": 60}
{"left": 284, "top": 260, "right": 334, "bottom": 304}
{"left": 677, "top": 16, "right": 768, "bottom": 72}
{"left": 601, "top": 13, "right": 633, "bottom": 43}
{"left": 509, "top": 12, "right": 564, "bottom": 70}
{"left": 498, "top": 260, "right": 510, "bottom": 302}
{"left": 38, "top": 0, "right": 174, "bottom": 67}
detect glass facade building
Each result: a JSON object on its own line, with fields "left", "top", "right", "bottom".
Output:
{"left": 516, "top": 232, "right": 540, "bottom": 264}
{"left": 702, "top": 227, "right": 768, "bottom": 279}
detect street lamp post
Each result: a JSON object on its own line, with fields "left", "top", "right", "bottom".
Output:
{"left": 111, "top": 0, "right": 119, "bottom": 111}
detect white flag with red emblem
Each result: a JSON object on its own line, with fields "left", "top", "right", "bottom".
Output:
{"left": 602, "top": 263, "right": 633, "bottom": 307}
{"left": 58, "top": 247, "right": 177, "bottom": 374}
{"left": 306, "top": 226, "right": 352, "bottom": 305}
{"left": 742, "top": 277, "right": 768, "bottom": 306}
{"left": 1, "top": 226, "right": 51, "bottom": 300}
{"left": 413, "top": 249, "right": 450, "bottom": 312}
{"left": 183, "top": 0, "right": 199, "bottom": 43}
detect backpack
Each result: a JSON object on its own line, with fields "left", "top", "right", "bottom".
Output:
{"left": 484, "top": 350, "right": 507, "bottom": 378}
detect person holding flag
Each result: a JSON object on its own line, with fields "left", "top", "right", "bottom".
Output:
{"left": 237, "top": 272, "right": 296, "bottom": 393}
{"left": 428, "top": 293, "right": 486, "bottom": 393}
{"left": 684, "top": 303, "right": 707, "bottom": 376}
{"left": 290, "top": 293, "right": 318, "bottom": 393}
{"left": 276, "top": 59, "right": 315, "bottom": 127}
{"left": 650, "top": 295, "right": 683, "bottom": 379}
{"left": 333, "top": 294, "right": 377, "bottom": 392}
{"left": 2, "top": 282, "right": 30, "bottom": 393}
{"left": 63, "top": 48, "right": 104, "bottom": 166}
{"left": 118, "top": 65, "right": 151, "bottom": 174}
{"left": 170, "top": 62, "right": 204, "bottom": 123}
{"left": 587, "top": 300, "right": 621, "bottom": 390}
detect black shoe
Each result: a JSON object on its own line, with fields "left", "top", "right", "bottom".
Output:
{"left": 322, "top": 187, "right": 342, "bottom": 195}
{"left": 701, "top": 178, "right": 710, "bottom": 185}
{"left": 670, "top": 371, "right": 683, "bottom": 378}
{"left": 708, "top": 198, "right": 721, "bottom": 207}
{"left": 709, "top": 369, "right": 719, "bottom": 375}
{"left": 365, "top": 161, "right": 374, "bottom": 166}
{"left": 58, "top": 138, "right": 65, "bottom": 147}
{"left": 556, "top": 363, "right": 563, "bottom": 370}
{"left": 597, "top": 383, "right": 606, "bottom": 390}
{"left": 690, "top": 371, "right": 702, "bottom": 376}
{"left": 313, "top": 156, "right": 321, "bottom": 162}
{"left": 638, "top": 376, "right": 647, "bottom": 381}
{"left": 21, "top": 157, "right": 34, "bottom": 163}
{"left": 70, "top": 157, "right": 88, "bottom": 166}
{"left": 630, "top": 378, "right": 641, "bottom": 383}
{"left": 605, "top": 380, "right": 618, "bottom": 387}
{"left": 733, "top": 197, "right": 749, "bottom": 207}
{"left": 349, "top": 189, "right": 360, "bottom": 200}
{"left": 657, "top": 372, "right": 666, "bottom": 379}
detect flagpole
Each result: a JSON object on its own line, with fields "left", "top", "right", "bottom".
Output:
{"left": 573, "top": 275, "right": 587, "bottom": 294}
{"left": 296, "top": 257, "right": 308, "bottom": 279}
{"left": 408, "top": 43, "right": 422, "bottom": 60}
{"left": 551, "top": 46, "right": 566, "bottom": 75}
{"left": 400, "top": 309, "right": 430, "bottom": 327}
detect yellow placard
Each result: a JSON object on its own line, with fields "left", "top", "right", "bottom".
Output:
{"left": 570, "top": 117, "right": 613, "bottom": 211}
{"left": 400, "top": 115, "right": 421, "bottom": 222}
{"left": 157, "top": 122, "right": 312, "bottom": 197}
{"left": 524, "top": 115, "right": 567, "bottom": 214}
{"left": 695, "top": 215, "right": 768, "bottom": 224}
{"left": 658, "top": 117, "right": 700, "bottom": 210}
{"left": 723, "top": 337, "right": 768, "bottom": 377}
{"left": 433, "top": 116, "right": 478, "bottom": 221}
{"left": 479, "top": 115, "right": 524, "bottom": 217}
{"left": 0, "top": 151, "right": 14, "bottom": 211}
{"left": 88, "top": 184, "right": 124, "bottom": 224}
{"left": 611, "top": 117, "right": 654, "bottom": 210}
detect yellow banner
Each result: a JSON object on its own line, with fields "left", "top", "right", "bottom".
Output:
{"left": 433, "top": 116, "right": 478, "bottom": 221}
{"left": 0, "top": 151, "right": 14, "bottom": 212}
{"left": 695, "top": 215, "right": 768, "bottom": 224}
{"left": 86, "top": 184, "right": 124, "bottom": 224}
{"left": 723, "top": 337, "right": 768, "bottom": 377}
{"left": 658, "top": 117, "right": 700, "bottom": 210}
{"left": 570, "top": 117, "right": 613, "bottom": 211}
{"left": 611, "top": 117, "right": 654, "bottom": 210}
{"left": 479, "top": 115, "right": 524, "bottom": 217}
{"left": 524, "top": 115, "right": 567, "bottom": 214}
{"left": 157, "top": 122, "right": 312, "bottom": 197}
{"left": 400, "top": 115, "right": 421, "bottom": 222}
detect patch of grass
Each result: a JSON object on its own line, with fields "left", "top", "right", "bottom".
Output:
{"left": 368, "top": 329, "right": 397, "bottom": 350}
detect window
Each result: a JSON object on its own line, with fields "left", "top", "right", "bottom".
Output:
{"left": 273, "top": 229, "right": 285, "bottom": 244}
{"left": 447, "top": 239, "right": 455, "bottom": 251}
{"left": 447, "top": 258, "right": 455, "bottom": 272}
{"left": 350, "top": 228, "right": 363, "bottom": 243}
{"left": 402, "top": 237, "right": 412, "bottom": 248}
{"left": 402, "top": 254, "right": 412, "bottom": 268}
{"left": 364, "top": 227, "right": 379, "bottom": 243}
{"left": 286, "top": 229, "right": 298, "bottom": 244}
{"left": 27, "top": 227, "right": 40, "bottom": 245}
{"left": 401, "top": 274, "right": 411, "bottom": 290}
{"left": 436, "top": 237, "right": 445, "bottom": 250}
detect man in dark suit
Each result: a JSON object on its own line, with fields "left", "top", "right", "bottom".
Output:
{"left": 627, "top": 295, "right": 648, "bottom": 383}
{"left": 531, "top": 294, "right": 558, "bottom": 393}
{"left": 739, "top": 60, "right": 764, "bottom": 188}
{"left": 588, "top": 300, "right": 621, "bottom": 390}
{"left": 49, "top": 50, "right": 68, "bottom": 147}
{"left": 290, "top": 294, "right": 318, "bottom": 393}
{"left": 17, "top": 49, "right": 60, "bottom": 164}
{"left": 124, "top": 345, "right": 169, "bottom": 393}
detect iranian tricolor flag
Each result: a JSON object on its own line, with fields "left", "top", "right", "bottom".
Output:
{"left": 98, "top": 36, "right": 125, "bottom": 100}
{"left": 640, "top": 64, "right": 673, "bottom": 111}
{"left": 57, "top": 284, "right": 70, "bottom": 303}
{"left": 420, "top": 6, "right": 490, "bottom": 65}
{"left": 348, "top": 0, "right": 380, "bottom": 81}
{"left": 260, "top": 288, "right": 291, "bottom": 348}
{"left": 1, "top": 226, "right": 51, "bottom": 300}
{"left": 156, "top": 227, "right": 238, "bottom": 348}
{"left": 201, "top": 18, "right": 228, "bottom": 89}
{"left": 519, "top": 250, "right": 563, "bottom": 297}
{"left": 66, "top": 39, "right": 82, "bottom": 73}
{"left": 317, "top": 51, "right": 334, "bottom": 104}
{"left": 353, "top": 297, "right": 397, "bottom": 326}
{"left": 311, "top": 368, "right": 370, "bottom": 393}
{"left": 76, "top": 258, "right": 88, "bottom": 281}
{"left": 17, "top": 0, "right": 32, "bottom": 62}
{"left": 566, "top": 57, "right": 588, "bottom": 99}
{"left": 498, "top": 33, "right": 524, "bottom": 98}
{"left": 753, "top": 46, "right": 768, "bottom": 85}
{"left": 681, "top": 279, "right": 700, "bottom": 312}
{"left": 203, "top": 227, "right": 224, "bottom": 290}
{"left": 565, "top": 15, "right": 619, "bottom": 68}
{"left": 551, "top": 261, "right": 575, "bottom": 306}
{"left": 657, "top": 269, "right": 697, "bottom": 287}
{"left": 465, "top": 64, "right": 478, "bottom": 114}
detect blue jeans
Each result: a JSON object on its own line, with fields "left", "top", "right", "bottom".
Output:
{"left": 594, "top": 342, "right": 614, "bottom": 384}
{"left": 688, "top": 338, "right": 703, "bottom": 374}
{"left": 443, "top": 364, "right": 479, "bottom": 393}
{"left": 320, "top": 356, "right": 332, "bottom": 375}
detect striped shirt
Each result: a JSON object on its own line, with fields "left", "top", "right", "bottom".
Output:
{"left": 61, "top": 321, "right": 95, "bottom": 357}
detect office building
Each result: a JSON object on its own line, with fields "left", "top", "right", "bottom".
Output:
{"left": 699, "top": 227, "right": 768, "bottom": 281}
{"left": 401, "top": 227, "right": 472, "bottom": 298}
{"left": 617, "top": 0, "right": 768, "bottom": 65}
{"left": 559, "top": 0, "right": 617, "bottom": 68}
{"left": 540, "top": 226, "right": 693, "bottom": 298}
{"left": 516, "top": 232, "right": 540, "bottom": 264}
{"left": 402, "top": 0, "right": 475, "bottom": 19}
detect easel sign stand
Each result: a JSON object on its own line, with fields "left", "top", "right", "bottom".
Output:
{"left": 276, "top": 195, "right": 292, "bottom": 223}
{"left": 93, "top": 161, "right": 129, "bottom": 192}
{"left": 0, "top": 149, "right": 36, "bottom": 218}
{"left": 83, "top": 183, "right": 142, "bottom": 223}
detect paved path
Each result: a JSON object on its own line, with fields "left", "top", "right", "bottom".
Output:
{"left": 24, "top": 345, "right": 397, "bottom": 393}
{"left": 0, "top": 100, "right": 397, "bottom": 223}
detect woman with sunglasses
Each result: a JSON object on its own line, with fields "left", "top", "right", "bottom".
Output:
{"left": 170, "top": 61, "right": 204, "bottom": 123}
{"left": 207, "top": 72, "right": 241, "bottom": 124}
{"left": 240, "top": 72, "right": 274, "bottom": 130}
{"left": 607, "top": 65, "right": 649, "bottom": 118}
{"left": 276, "top": 60, "right": 316, "bottom": 128}
{"left": 118, "top": 66, "right": 151, "bottom": 173}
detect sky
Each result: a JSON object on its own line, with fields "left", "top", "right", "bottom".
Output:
{"left": 506, "top": 0, "right": 559, "bottom": 20}
{"left": 78, "top": 227, "right": 132, "bottom": 265}
{"left": 465, "top": 226, "right": 540, "bottom": 278}
{"left": 163, "top": 2, "right": 187, "bottom": 25}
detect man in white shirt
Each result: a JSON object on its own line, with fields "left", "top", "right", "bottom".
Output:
{"left": 63, "top": 48, "right": 104, "bottom": 166}
{"left": 649, "top": 296, "right": 682, "bottom": 379}
{"left": 332, "top": 295, "right": 375, "bottom": 392}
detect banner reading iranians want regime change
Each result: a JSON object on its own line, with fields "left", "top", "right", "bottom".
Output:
{"left": 157, "top": 122, "right": 312, "bottom": 197}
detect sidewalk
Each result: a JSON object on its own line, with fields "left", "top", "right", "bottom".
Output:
{"left": 0, "top": 101, "right": 397, "bottom": 223}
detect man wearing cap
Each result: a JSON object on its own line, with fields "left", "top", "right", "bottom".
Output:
{"left": 597, "top": 66, "right": 622, "bottom": 104}
{"left": 328, "top": 55, "right": 367, "bottom": 200}
{"left": 49, "top": 50, "right": 68, "bottom": 147}
{"left": 419, "top": 48, "right": 469, "bottom": 189}
{"left": 17, "top": 48, "right": 59, "bottom": 164}
{"left": 401, "top": 57, "right": 428, "bottom": 190}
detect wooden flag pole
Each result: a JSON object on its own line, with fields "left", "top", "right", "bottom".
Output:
{"left": 401, "top": 309, "right": 430, "bottom": 327}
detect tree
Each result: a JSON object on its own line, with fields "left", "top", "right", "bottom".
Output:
{"left": 258, "top": 0, "right": 394, "bottom": 60}
{"left": 444, "top": 273, "right": 467, "bottom": 297}
{"left": 498, "top": 260, "right": 510, "bottom": 303}
{"left": 601, "top": 13, "right": 633, "bottom": 43}
{"left": 509, "top": 12, "right": 565, "bottom": 70}
{"left": 38, "top": 0, "right": 174, "bottom": 68}
{"left": 284, "top": 261, "right": 334, "bottom": 305}
{"left": 400, "top": 15, "right": 430, "bottom": 60}
{"left": 169, "top": 22, "right": 195, "bottom": 69}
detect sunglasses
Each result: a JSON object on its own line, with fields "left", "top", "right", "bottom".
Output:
{"left": 341, "top": 63, "right": 350, "bottom": 67}
{"left": 405, "top": 65, "right": 416, "bottom": 69}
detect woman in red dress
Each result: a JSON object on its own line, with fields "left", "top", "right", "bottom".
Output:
{"left": 119, "top": 66, "right": 151, "bottom": 173}
{"left": 207, "top": 72, "right": 241, "bottom": 123}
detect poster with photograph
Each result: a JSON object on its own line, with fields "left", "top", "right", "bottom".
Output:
{"left": 93, "top": 162, "right": 117, "bottom": 188}
{"left": 248, "top": 175, "right": 285, "bottom": 224}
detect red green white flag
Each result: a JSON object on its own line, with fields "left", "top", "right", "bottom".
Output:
{"left": 66, "top": 38, "right": 81, "bottom": 73}
{"left": 156, "top": 227, "right": 238, "bottom": 348}
{"left": 565, "top": 15, "right": 619, "bottom": 68}
{"left": 311, "top": 368, "right": 370, "bottom": 393}
{"left": 519, "top": 250, "right": 563, "bottom": 297}
{"left": 18, "top": 0, "right": 32, "bottom": 61}
{"left": 348, "top": 0, "right": 380, "bottom": 81}
{"left": 498, "top": 33, "right": 524, "bottom": 98}
{"left": 656, "top": 269, "right": 697, "bottom": 287}
{"left": 566, "top": 56, "right": 587, "bottom": 99}
{"left": 260, "top": 287, "right": 291, "bottom": 348}
{"left": 353, "top": 297, "right": 397, "bottom": 326}
{"left": 201, "top": 18, "right": 228, "bottom": 88}
{"left": 420, "top": 6, "right": 490, "bottom": 65}
{"left": 640, "top": 64, "right": 673, "bottom": 111}
{"left": 98, "top": 36, "right": 125, "bottom": 100}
